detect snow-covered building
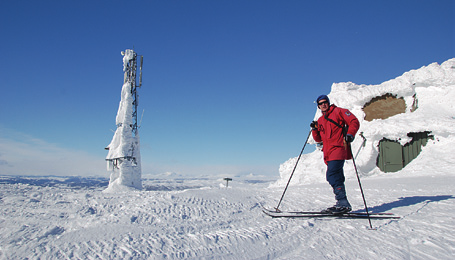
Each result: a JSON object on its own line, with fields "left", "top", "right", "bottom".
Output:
{"left": 105, "top": 49, "right": 143, "bottom": 191}
{"left": 273, "top": 58, "right": 455, "bottom": 187}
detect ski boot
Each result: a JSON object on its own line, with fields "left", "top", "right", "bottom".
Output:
{"left": 321, "top": 199, "right": 352, "bottom": 214}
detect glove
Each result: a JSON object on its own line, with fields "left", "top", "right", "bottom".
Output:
{"left": 310, "top": 121, "right": 318, "bottom": 130}
{"left": 345, "top": 134, "right": 354, "bottom": 143}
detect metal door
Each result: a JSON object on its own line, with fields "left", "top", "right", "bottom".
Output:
{"left": 377, "top": 139, "right": 403, "bottom": 172}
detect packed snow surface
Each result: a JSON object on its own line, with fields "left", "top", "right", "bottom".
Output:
{"left": 1, "top": 174, "right": 454, "bottom": 259}
{"left": 1, "top": 59, "right": 454, "bottom": 259}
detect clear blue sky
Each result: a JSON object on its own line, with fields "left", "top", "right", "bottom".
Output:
{"left": 0, "top": 0, "right": 453, "bottom": 177}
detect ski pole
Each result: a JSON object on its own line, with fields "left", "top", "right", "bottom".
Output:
{"left": 349, "top": 143, "right": 374, "bottom": 229}
{"left": 275, "top": 129, "right": 312, "bottom": 212}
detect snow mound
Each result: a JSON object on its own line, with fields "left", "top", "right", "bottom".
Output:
{"left": 272, "top": 58, "right": 455, "bottom": 187}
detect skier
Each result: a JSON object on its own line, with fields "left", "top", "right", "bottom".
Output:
{"left": 310, "top": 95, "right": 360, "bottom": 214}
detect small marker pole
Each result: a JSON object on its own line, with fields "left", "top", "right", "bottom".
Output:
{"left": 223, "top": 178, "right": 232, "bottom": 188}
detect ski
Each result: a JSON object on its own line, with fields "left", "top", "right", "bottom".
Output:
{"left": 262, "top": 208, "right": 400, "bottom": 219}
{"left": 263, "top": 210, "right": 400, "bottom": 219}
{"left": 262, "top": 207, "right": 394, "bottom": 216}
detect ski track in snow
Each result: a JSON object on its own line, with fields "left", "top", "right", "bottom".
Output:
{"left": 0, "top": 175, "right": 454, "bottom": 259}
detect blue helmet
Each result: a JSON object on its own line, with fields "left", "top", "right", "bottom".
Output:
{"left": 316, "top": 95, "right": 330, "bottom": 105}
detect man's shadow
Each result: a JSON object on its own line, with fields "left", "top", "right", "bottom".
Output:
{"left": 353, "top": 195, "right": 455, "bottom": 213}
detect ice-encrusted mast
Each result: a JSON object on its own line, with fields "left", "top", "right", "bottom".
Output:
{"left": 105, "top": 49, "right": 143, "bottom": 191}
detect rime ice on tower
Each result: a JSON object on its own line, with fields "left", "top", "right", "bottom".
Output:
{"left": 105, "top": 49, "right": 143, "bottom": 191}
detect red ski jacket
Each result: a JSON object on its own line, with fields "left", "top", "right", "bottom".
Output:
{"left": 312, "top": 105, "right": 360, "bottom": 164}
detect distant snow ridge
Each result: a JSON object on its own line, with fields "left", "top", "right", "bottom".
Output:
{"left": 273, "top": 58, "right": 455, "bottom": 187}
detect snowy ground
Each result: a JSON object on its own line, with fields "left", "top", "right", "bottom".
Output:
{"left": 1, "top": 173, "right": 454, "bottom": 259}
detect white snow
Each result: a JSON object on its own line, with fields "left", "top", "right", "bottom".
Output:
{"left": 105, "top": 82, "right": 135, "bottom": 160}
{"left": 0, "top": 59, "right": 454, "bottom": 259}
{"left": 122, "top": 49, "right": 135, "bottom": 72}
{"left": 1, "top": 174, "right": 454, "bottom": 259}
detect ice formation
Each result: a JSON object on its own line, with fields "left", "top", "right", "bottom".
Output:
{"left": 105, "top": 49, "right": 142, "bottom": 191}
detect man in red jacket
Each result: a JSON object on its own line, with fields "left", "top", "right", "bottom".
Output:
{"left": 311, "top": 95, "right": 360, "bottom": 214}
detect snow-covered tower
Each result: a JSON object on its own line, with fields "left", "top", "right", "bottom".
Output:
{"left": 105, "top": 49, "right": 143, "bottom": 191}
